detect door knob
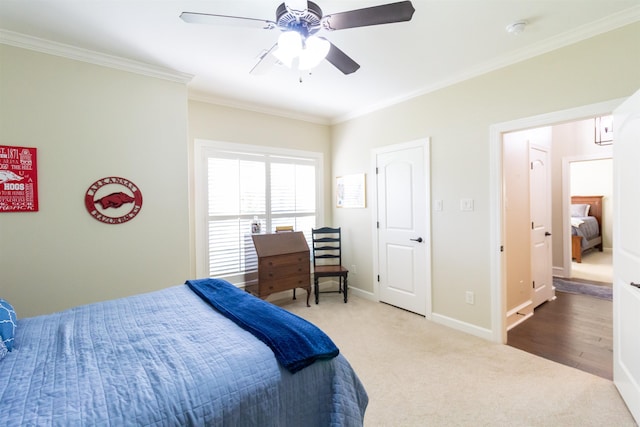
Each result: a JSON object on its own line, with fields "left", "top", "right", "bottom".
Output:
{"left": 631, "top": 282, "right": 640, "bottom": 289}
{"left": 410, "top": 237, "right": 423, "bottom": 243}
{"left": 545, "top": 232, "right": 552, "bottom": 236}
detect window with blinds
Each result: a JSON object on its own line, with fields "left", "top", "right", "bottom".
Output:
{"left": 196, "top": 141, "right": 323, "bottom": 285}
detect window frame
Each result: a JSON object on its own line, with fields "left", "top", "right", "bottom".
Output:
{"left": 194, "top": 139, "right": 324, "bottom": 284}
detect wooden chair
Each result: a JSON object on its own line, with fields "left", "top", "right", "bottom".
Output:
{"left": 312, "top": 227, "right": 349, "bottom": 304}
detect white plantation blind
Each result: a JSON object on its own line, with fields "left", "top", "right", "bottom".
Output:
{"left": 197, "top": 142, "right": 322, "bottom": 284}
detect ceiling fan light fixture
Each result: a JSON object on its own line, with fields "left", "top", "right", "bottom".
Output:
{"left": 299, "top": 36, "right": 330, "bottom": 70}
{"left": 274, "top": 31, "right": 329, "bottom": 71}
{"left": 274, "top": 31, "right": 303, "bottom": 67}
{"left": 278, "top": 30, "right": 302, "bottom": 53}
{"left": 182, "top": 1, "right": 416, "bottom": 76}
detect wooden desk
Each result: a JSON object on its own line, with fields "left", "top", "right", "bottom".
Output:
{"left": 246, "top": 232, "right": 311, "bottom": 306}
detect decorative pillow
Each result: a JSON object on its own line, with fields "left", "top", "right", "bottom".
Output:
{"left": 0, "top": 339, "right": 7, "bottom": 360}
{"left": 0, "top": 299, "right": 17, "bottom": 351}
{"left": 571, "top": 203, "right": 590, "bottom": 217}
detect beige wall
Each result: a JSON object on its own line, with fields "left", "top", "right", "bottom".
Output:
{"left": 0, "top": 45, "right": 191, "bottom": 317}
{"left": 331, "top": 22, "right": 640, "bottom": 330}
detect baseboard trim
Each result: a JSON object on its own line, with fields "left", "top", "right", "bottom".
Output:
{"left": 552, "top": 266, "right": 566, "bottom": 278}
{"left": 348, "top": 286, "right": 377, "bottom": 302}
{"left": 349, "top": 288, "right": 494, "bottom": 341}
{"left": 431, "top": 313, "right": 495, "bottom": 342}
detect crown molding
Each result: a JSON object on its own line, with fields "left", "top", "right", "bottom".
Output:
{"left": 333, "top": 5, "right": 640, "bottom": 124}
{"left": 2, "top": 4, "right": 638, "bottom": 126}
{"left": 188, "top": 90, "right": 331, "bottom": 126}
{"left": 0, "top": 29, "right": 193, "bottom": 84}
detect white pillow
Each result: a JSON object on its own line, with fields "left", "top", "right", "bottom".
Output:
{"left": 571, "top": 203, "right": 590, "bottom": 217}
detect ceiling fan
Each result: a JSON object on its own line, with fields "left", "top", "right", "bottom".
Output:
{"left": 180, "top": 0, "right": 415, "bottom": 75}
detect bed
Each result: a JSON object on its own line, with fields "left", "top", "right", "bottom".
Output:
{"left": 0, "top": 278, "right": 368, "bottom": 426}
{"left": 571, "top": 195, "right": 604, "bottom": 263}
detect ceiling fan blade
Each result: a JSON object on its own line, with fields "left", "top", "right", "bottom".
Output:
{"left": 325, "top": 42, "right": 360, "bottom": 75}
{"left": 250, "top": 44, "right": 279, "bottom": 75}
{"left": 180, "top": 12, "right": 276, "bottom": 30}
{"left": 321, "top": 1, "right": 415, "bottom": 31}
{"left": 284, "top": 0, "right": 308, "bottom": 15}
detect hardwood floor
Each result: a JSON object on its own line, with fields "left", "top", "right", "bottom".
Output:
{"left": 507, "top": 291, "right": 613, "bottom": 380}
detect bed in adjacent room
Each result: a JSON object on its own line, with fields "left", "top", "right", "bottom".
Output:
{"left": 0, "top": 279, "right": 368, "bottom": 426}
{"left": 571, "top": 195, "right": 604, "bottom": 263}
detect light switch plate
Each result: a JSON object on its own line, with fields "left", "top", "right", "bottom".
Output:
{"left": 460, "top": 198, "right": 474, "bottom": 211}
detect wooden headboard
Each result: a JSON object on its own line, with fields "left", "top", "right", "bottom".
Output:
{"left": 571, "top": 195, "right": 603, "bottom": 228}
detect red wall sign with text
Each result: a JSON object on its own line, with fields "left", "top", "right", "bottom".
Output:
{"left": 0, "top": 145, "right": 38, "bottom": 212}
{"left": 84, "top": 177, "right": 143, "bottom": 224}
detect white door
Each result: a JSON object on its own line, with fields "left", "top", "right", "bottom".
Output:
{"left": 530, "top": 144, "right": 554, "bottom": 307}
{"left": 376, "top": 139, "right": 430, "bottom": 316}
{"left": 613, "top": 88, "right": 640, "bottom": 422}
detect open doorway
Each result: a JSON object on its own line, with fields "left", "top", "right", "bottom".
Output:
{"left": 565, "top": 155, "right": 613, "bottom": 284}
{"left": 501, "top": 116, "right": 614, "bottom": 379}
{"left": 490, "top": 98, "right": 621, "bottom": 345}
{"left": 555, "top": 118, "right": 613, "bottom": 286}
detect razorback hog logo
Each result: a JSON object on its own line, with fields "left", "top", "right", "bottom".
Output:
{"left": 95, "top": 192, "right": 135, "bottom": 209}
{"left": 0, "top": 170, "right": 23, "bottom": 183}
{"left": 84, "top": 177, "right": 143, "bottom": 224}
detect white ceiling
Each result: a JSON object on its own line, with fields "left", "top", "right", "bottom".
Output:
{"left": 1, "top": 1, "right": 639, "bottom": 124}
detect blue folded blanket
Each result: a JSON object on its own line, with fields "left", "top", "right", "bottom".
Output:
{"left": 186, "top": 278, "right": 339, "bottom": 374}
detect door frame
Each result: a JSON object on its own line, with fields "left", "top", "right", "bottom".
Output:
{"left": 371, "top": 138, "right": 432, "bottom": 319}
{"left": 489, "top": 98, "right": 625, "bottom": 343}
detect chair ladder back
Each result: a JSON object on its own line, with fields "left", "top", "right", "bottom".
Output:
{"left": 312, "top": 227, "right": 342, "bottom": 267}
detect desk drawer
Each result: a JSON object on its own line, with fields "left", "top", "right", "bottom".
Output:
{"left": 261, "top": 252, "right": 308, "bottom": 267}
{"left": 259, "top": 254, "right": 309, "bottom": 280}
{"left": 261, "top": 275, "right": 311, "bottom": 294}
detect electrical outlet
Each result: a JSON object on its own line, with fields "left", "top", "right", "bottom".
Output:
{"left": 434, "top": 199, "right": 443, "bottom": 211}
{"left": 351, "top": 264, "right": 357, "bottom": 274}
{"left": 465, "top": 291, "right": 475, "bottom": 305}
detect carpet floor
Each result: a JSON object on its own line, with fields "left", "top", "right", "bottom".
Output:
{"left": 274, "top": 292, "right": 634, "bottom": 426}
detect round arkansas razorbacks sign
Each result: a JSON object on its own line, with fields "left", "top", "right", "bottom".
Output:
{"left": 85, "top": 177, "right": 143, "bottom": 224}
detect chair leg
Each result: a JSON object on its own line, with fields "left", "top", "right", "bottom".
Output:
{"left": 343, "top": 274, "right": 348, "bottom": 303}
{"left": 293, "top": 288, "right": 296, "bottom": 300}
{"left": 314, "top": 277, "right": 319, "bottom": 304}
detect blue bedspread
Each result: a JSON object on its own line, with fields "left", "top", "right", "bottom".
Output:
{"left": 186, "top": 277, "right": 339, "bottom": 373}
{"left": 0, "top": 285, "right": 368, "bottom": 426}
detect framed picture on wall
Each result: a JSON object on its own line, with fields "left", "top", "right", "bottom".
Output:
{"left": 336, "top": 173, "right": 366, "bottom": 208}
{"left": 0, "top": 145, "right": 38, "bottom": 212}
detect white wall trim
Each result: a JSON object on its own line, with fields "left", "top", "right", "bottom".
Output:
{"left": 490, "top": 97, "right": 626, "bottom": 344}
{"left": 552, "top": 266, "right": 566, "bottom": 278}
{"left": 348, "top": 286, "right": 377, "bottom": 302}
{"left": 0, "top": 29, "right": 193, "bottom": 84}
{"left": 189, "top": 90, "right": 331, "bottom": 126}
{"left": 431, "top": 313, "right": 495, "bottom": 342}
